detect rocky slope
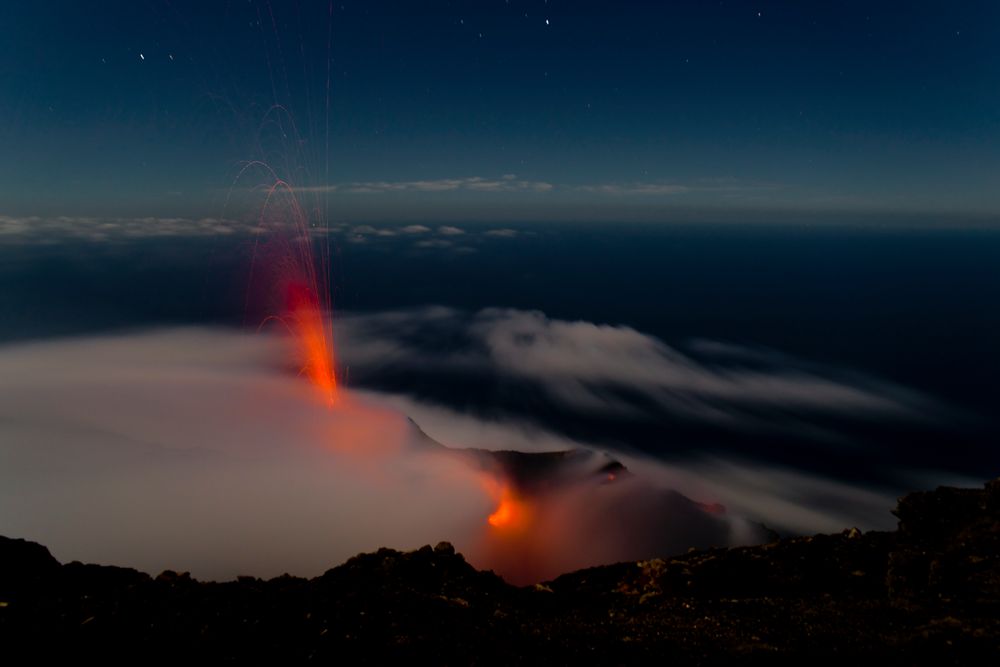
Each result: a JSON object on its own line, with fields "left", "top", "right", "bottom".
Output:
{"left": 2, "top": 479, "right": 999, "bottom": 664}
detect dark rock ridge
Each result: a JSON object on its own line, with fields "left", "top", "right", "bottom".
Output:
{"left": 2, "top": 479, "right": 999, "bottom": 664}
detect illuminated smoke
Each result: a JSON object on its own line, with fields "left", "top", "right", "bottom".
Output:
{"left": 0, "top": 328, "right": 782, "bottom": 583}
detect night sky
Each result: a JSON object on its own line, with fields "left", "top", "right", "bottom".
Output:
{"left": 3, "top": 1, "right": 1000, "bottom": 221}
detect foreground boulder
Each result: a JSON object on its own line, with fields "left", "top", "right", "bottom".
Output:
{"left": 887, "top": 478, "right": 1000, "bottom": 603}
{"left": 1, "top": 479, "right": 999, "bottom": 664}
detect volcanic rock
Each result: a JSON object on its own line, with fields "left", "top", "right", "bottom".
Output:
{"left": 0, "top": 537, "right": 60, "bottom": 600}
{"left": 2, "top": 479, "right": 1000, "bottom": 664}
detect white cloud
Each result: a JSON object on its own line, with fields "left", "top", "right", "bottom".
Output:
{"left": 0, "top": 329, "right": 492, "bottom": 579}
{"left": 575, "top": 180, "right": 782, "bottom": 197}
{"left": 0, "top": 215, "right": 251, "bottom": 243}
{"left": 0, "top": 327, "right": 783, "bottom": 583}
{"left": 577, "top": 183, "right": 693, "bottom": 196}
{"left": 343, "top": 224, "right": 516, "bottom": 247}
{"left": 401, "top": 224, "right": 431, "bottom": 234}
{"left": 0, "top": 322, "right": 956, "bottom": 583}
{"left": 349, "top": 224, "right": 434, "bottom": 237}
{"left": 475, "top": 309, "right": 914, "bottom": 416}
{"left": 415, "top": 239, "right": 453, "bottom": 249}
{"left": 312, "top": 175, "right": 554, "bottom": 194}
{"left": 305, "top": 177, "right": 758, "bottom": 197}
{"left": 352, "top": 390, "right": 933, "bottom": 536}
{"left": 350, "top": 225, "right": 398, "bottom": 237}
{"left": 335, "top": 307, "right": 930, "bottom": 423}
{"left": 484, "top": 228, "right": 519, "bottom": 238}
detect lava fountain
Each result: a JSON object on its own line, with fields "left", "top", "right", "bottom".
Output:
{"left": 280, "top": 279, "right": 338, "bottom": 405}
{"left": 239, "top": 166, "right": 339, "bottom": 407}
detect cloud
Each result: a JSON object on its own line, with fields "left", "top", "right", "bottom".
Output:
{"left": 348, "top": 224, "right": 438, "bottom": 241}
{"left": 348, "top": 389, "right": 954, "bottom": 537}
{"left": 334, "top": 307, "right": 931, "bottom": 424}
{"left": 295, "top": 176, "right": 776, "bottom": 198}
{"left": 351, "top": 224, "right": 398, "bottom": 237}
{"left": 477, "top": 309, "right": 921, "bottom": 417}
{"left": 577, "top": 183, "right": 693, "bottom": 196}
{"left": 0, "top": 321, "right": 961, "bottom": 584}
{"left": 0, "top": 215, "right": 252, "bottom": 243}
{"left": 0, "top": 327, "right": 780, "bottom": 583}
{"left": 415, "top": 239, "right": 454, "bottom": 249}
{"left": 401, "top": 224, "right": 431, "bottom": 234}
{"left": 342, "top": 223, "right": 517, "bottom": 249}
{"left": 312, "top": 175, "right": 554, "bottom": 194}
{"left": 484, "top": 228, "right": 519, "bottom": 238}
{"left": 0, "top": 329, "right": 489, "bottom": 579}
{"left": 575, "top": 180, "right": 781, "bottom": 197}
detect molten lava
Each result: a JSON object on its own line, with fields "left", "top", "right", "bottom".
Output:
{"left": 240, "top": 172, "right": 341, "bottom": 407}
{"left": 487, "top": 498, "right": 515, "bottom": 527}
{"left": 486, "top": 485, "right": 530, "bottom": 531}
{"left": 285, "top": 282, "right": 338, "bottom": 405}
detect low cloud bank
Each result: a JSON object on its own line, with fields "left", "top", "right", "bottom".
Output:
{"left": 0, "top": 330, "right": 486, "bottom": 579}
{"left": 334, "top": 306, "right": 936, "bottom": 430}
{"left": 0, "top": 318, "right": 962, "bottom": 583}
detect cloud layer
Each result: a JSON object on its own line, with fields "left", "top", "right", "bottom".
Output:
{"left": 310, "top": 175, "right": 554, "bottom": 194}
{"left": 0, "top": 215, "right": 252, "bottom": 243}
{"left": 0, "top": 327, "right": 785, "bottom": 583}
{"left": 0, "top": 310, "right": 966, "bottom": 583}
{"left": 0, "top": 329, "right": 488, "bottom": 578}
{"left": 0, "top": 214, "right": 522, "bottom": 249}
{"left": 334, "top": 307, "right": 932, "bottom": 427}
{"left": 329, "top": 307, "right": 965, "bottom": 531}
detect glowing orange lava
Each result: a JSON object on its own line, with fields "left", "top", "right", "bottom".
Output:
{"left": 286, "top": 282, "right": 338, "bottom": 405}
{"left": 487, "top": 499, "right": 514, "bottom": 527}
{"left": 240, "top": 171, "right": 341, "bottom": 407}
{"left": 486, "top": 485, "right": 530, "bottom": 531}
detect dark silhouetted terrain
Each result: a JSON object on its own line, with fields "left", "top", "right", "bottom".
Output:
{"left": 2, "top": 478, "right": 999, "bottom": 664}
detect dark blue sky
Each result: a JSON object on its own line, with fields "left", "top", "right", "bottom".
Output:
{"left": 3, "top": 1, "right": 1000, "bottom": 222}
